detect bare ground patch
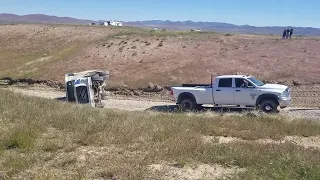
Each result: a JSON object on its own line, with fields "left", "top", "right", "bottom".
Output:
{"left": 203, "top": 135, "right": 320, "bottom": 149}
{"left": 148, "top": 162, "right": 245, "bottom": 180}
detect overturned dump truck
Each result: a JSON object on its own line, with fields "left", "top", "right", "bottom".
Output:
{"left": 65, "top": 70, "right": 109, "bottom": 108}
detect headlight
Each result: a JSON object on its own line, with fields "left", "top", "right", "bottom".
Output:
{"left": 280, "top": 91, "right": 289, "bottom": 98}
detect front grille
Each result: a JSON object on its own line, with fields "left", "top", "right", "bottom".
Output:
{"left": 76, "top": 86, "right": 90, "bottom": 104}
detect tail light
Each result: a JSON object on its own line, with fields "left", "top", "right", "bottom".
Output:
{"left": 169, "top": 90, "right": 173, "bottom": 96}
{"left": 169, "top": 89, "right": 175, "bottom": 101}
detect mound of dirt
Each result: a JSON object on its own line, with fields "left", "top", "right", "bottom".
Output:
{"left": 141, "top": 83, "right": 164, "bottom": 92}
{"left": 0, "top": 77, "right": 65, "bottom": 89}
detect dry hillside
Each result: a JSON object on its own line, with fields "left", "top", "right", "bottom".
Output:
{"left": 0, "top": 24, "right": 320, "bottom": 88}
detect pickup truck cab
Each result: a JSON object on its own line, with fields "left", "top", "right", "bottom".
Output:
{"left": 171, "top": 75, "right": 291, "bottom": 113}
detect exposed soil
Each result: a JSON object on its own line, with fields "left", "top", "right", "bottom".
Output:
{"left": 148, "top": 162, "right": 245, "bottom": 180}
{"left": 0, "top": 24, "right": 319, "bottom": 89}
{"left": 203, "top": 135, "right": 320, "bottom": 149}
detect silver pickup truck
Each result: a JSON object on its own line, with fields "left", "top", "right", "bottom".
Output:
{"left": 170, "top": 75, "right": 291, "bottom": 113}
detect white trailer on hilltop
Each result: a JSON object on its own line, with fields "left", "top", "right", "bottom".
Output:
{"left": 109, "top": 20, "right": 123, "bottom": 26}
{"left": 64, "top": 70, "right": 109, "bottom": 108}
{"left": 98, "top": 20, "right": 123, "bottom": 27}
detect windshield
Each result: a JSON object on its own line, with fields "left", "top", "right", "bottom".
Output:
{"left": 248, "top": 77, "right": 265, "bottom": 86}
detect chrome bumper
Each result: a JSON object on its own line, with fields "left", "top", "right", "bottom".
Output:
{"left": 279, "top": 97, "right": 291, "bottom": 108}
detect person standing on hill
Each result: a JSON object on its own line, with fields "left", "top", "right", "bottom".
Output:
{"left": 286, "top": 28, "right": 290, "bottom": 39}
{"left": 282, "top": 28, "right": 287, "bottom": 39}
{"left": 289, "top": 27, "right": 293, "bottom": 39}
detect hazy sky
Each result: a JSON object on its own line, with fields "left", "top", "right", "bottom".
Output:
{"left": 1, "top": 0, "right": 319, "bottom": 28}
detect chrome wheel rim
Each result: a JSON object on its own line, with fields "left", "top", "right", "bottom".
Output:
{"left": 265, "top": 105, "right": 272, "bottom": 111}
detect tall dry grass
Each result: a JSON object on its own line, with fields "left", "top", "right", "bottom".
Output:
{"left": 1, "top": 89, "right": 320, "bottom": 179}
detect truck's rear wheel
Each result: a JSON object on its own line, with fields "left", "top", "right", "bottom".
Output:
{"left": 259, "top": 99, "right": 278, "bottom": 113}
{"left": 180, "top": 98, "right": 196, "bottom": 111}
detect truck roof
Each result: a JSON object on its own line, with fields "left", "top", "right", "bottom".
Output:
{"left": 216, "top": 75, "right": 251, "bottom": 78}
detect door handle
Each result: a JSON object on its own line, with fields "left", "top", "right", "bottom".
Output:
{"left": 216, "top": 90, "right": 221, "bottom": 92}
{"left": 235, "top": 90, "right": 241, "bottom": 92}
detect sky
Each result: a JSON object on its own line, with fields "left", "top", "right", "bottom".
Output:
{"left": 1, "top": 0, "right": 320, "bottom": 28}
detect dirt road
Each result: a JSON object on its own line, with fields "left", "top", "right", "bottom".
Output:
{"left": 2, "top": 87, "right": 320, "bottom": 120}
{"left": 2, "top": 87, "right": 173, "bottom": 111}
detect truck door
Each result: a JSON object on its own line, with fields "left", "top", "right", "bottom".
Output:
{"left": 66, "top": 80, "right": 76, "bottom": 103}
{"left": 73, "top": 77, "right": 95, "bottom": 107}
{"left": 233, "top": 78, "right": 257, "bottom": 106}
{"left": 214, "top": 78, "right": 234, "bottom": 105}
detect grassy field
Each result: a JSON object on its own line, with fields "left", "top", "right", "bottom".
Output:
{"left": 1, "top": 89, "right": 320, "bottom": 179}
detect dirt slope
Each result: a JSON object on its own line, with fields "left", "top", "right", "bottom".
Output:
{"left": 0, "top": 24, "right": 117, "bottom": 80}
{"left": 79, "top": 34, "right": 320, "bottom": 87}
{"left": 0, "top": 24, "right": 320, "bottom": 88}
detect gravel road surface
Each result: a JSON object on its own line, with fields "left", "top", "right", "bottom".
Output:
{"left": 2, "top": 87, "right": 320, "bottom": 120}
{"left": 2, "top": 87, "right": 172, "bottom": 111}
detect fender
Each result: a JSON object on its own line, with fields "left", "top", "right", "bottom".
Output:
{"left": 256, "top": 94, "right": 279, "bottom": 106}
{"left": 177, "top": 92, "right": 197, "bottom": 104}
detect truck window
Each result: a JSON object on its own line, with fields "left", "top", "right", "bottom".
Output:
{"left": 235, "top": 78, "right": 244, "bottom": 87}
{"left": 218, "top": 78, "right": 232, "bottom": 87}
{"left": 235, "top": 78, "right": 253, "bottom": 88}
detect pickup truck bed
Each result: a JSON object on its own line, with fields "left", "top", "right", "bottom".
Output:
{"left": 180, "top": 84, "right": 211, "bottom": 87}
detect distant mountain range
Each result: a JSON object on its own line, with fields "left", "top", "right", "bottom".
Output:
{"left": 0, "top": 13, "right": 94, "bottom": 24}
{"left": 1, "top": 13, "right": 320, "bottom": 36}
{"left": 126, "top": 20, "right": 320, "bottom": 36}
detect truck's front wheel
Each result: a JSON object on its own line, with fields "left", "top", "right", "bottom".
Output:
{"left": 259, "top": 100, "right": 278, "bottom": 113}
{"left": 180, "top": 98, "right": 196, "bottom": 111}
